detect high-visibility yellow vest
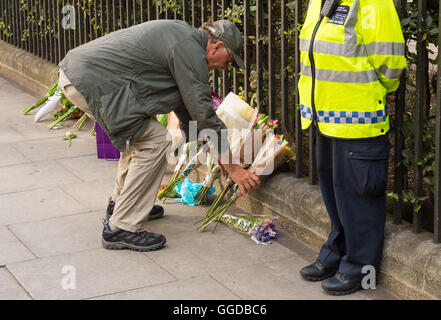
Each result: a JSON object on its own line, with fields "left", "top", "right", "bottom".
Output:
{"left": 298, "top": 0, "right": 407, "bottom": 138}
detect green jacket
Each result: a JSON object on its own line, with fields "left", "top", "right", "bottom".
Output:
{"left": 59, "top": 20, "right": 229, "bottom": 153}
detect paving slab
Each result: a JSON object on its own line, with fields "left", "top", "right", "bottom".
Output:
{"left": 146, "top": 202, "right": 294, "bottom": 280}
{"left": 8, "top": 211, "right": 104, "bottom": 258}
{"left": 212, "top": 255, "right": 398, "bottom": 300}
{"left": 0, "top": 226, "right": 35, "bottom": 266}
{"left": 60, "top": 179, "right": 115, "bottom": 211}
{"left": 6, "top": 248, "right": 176, "bottom": 300}
{"left": 90, "top": 275, "right": 241, "bottom": 300}
{"left": 0, "top": 160, "right": 82, "bottom": 195}
{"left": 0, "top": 187, "right": 86, "bottom": 225}
{"left": 0, "top": 268, "right": 31, "bottom": 300}
{"left": 9, "top": 121, "right": 74, "bottom": 140}
{"left": 0, "top": 143, "right": 31, "bottom": 167}
{"left": 56, "top": 155, "right": 118, "bottom": 183}
{"left": 0, "top": 125, "right": 26, "bottom": 144}
{"left": 0, "top": 73, "right": 38, "bottom": 99}
{"left": 13, "top": 136, "right": 96, "bottom": 163}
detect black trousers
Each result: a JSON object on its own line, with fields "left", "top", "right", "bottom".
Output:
{"left": 315, "top": 132, "right": 391, "bottom": 280}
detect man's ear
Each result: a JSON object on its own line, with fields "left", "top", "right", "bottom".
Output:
{"left": 214, "top": 41, "right": 225, "bottom": 52}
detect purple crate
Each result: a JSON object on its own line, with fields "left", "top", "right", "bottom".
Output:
{"left": 95, "top": 123, "right": 120, "bottom": 160}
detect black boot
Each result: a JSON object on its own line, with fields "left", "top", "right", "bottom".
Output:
{"left": 106, "top": 200, "right": 164, "bottom": 222}
{"left": 321, "top": 272, "right": 362, "bottom": 296}
{"left": 299, "top": 259, "right": 338, "bottom": 281}
{"left": 102, "top": 222, "right": 166, "bottom": 252}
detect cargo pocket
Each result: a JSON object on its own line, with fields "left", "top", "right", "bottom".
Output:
{"left": 347, "top": 138, "right": 390, "bottom": 197}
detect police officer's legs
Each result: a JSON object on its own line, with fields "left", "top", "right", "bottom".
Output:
{"left": 319, "top": 134, "right": 390, "bottom": 295}
{"left": 332, "top": 135, "right": 390, "bottom": 280}
{"left": 300, "top": 132, "right": 343, "bottom": 281}
{"left": 316, "top": 133, "right": 347, "bottom": 268}
{"left": 301, "top": 132, "right": 390, "bottom": 293}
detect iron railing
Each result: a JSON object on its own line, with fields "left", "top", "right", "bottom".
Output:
{"left": 0, "top": 0, "right": 440, "bottom": 243}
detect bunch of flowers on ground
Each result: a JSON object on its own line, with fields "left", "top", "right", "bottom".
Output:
{"left": 197, "top": 133, "right": 294, "bottom": 232}
{"left": 158, "top": 141, "right": 202, "bottom": 200}
{"left": 23, "top": 82, "right": 95, "bottom": 146}
{"left": 221, "top": 213, "right": 279, "bottom": 245}
{"left": 23, "top": 83, "right": 58, "bottom": 115}
{"left": 157, "top": 142, "right": 209, "bottom": 201}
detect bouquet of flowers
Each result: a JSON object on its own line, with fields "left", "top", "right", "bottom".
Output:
{"left": 157, "top": 142, "right": 197, "bottom": 200}
{"left": 33, "top": 88, "right": 63, "bottom": 123}
{"left": 175, "top": 178, "right": 215, "bottom": 206}
{"left": 198, "top": 111, "right": 280, "bottom": 225}
{"left": 192, "top": 149, "right": 222, "bottom": 205}
{"left": 197, "top": 93, "right": 258, "bottom": 212}
{"left": 157, "top": 142, "right": 209, "bottom": 201}
{"left": 220, "top": 213, "right": 279, "bottom": 245}
{"left": 48, "top": 102, "right": 80, "bottom": 129}
{"left": 216, "top": 92, "right": 258, "bottom": 157}
{"left": 157, "top": 182, "right": 179, "bottom": 198}
{"left": 170, "top": 141, "right": 200, "bottom": 182}
{"left": 256, "top": 113, "right": 279, "bottom": 131}
{"left": 197, "top": 133, "right": 294, "bottom": 232}
{"left": 23, "top": 83, "right": 59, "bottom": 115}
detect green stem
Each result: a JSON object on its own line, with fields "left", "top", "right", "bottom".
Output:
{"left": 48, "top": 105, "right": 78, "bottom": 129}
{"left": 204, "top": 181, "right": 233, "bottom": 217}
{"left": 157, "top": 174, "right": 184, "bottom": 200}
{"left": 89, "top": 125, "right": 96, "bottom": 136}
{"left": 196, "top": 182, "right": 234, "bottom": 229}
{"left": 73, "top": 113, "right": 89, "bottom": 131}
{"left": 193, "top": 186, "right": 205, "bottom": 202}
{"left": 23, "top": 83, "right": 58, "bottom": 115}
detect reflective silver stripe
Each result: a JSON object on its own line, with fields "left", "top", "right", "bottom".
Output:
{"left": 377, "top": 65, "right": 404, "bottom": 79}
{"left": 300, "top": 39, "right": 366, "bottom": 57}
{"left": 301, "top": 63, "right": 378, "bottom": 83}
{"left": 300, "top": 39, "right": 405, "bottom": 57}
{"left": 344, "top": 0, "right": 359, "bottom": 44}
{"left": 365, "top": 42, "right": 405, "bottom": 56}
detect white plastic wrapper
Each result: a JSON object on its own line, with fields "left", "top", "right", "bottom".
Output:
{"left": 216, "top": 92, "right": 258, "bottom": 156}
{"left": 34, "top": 90, "right": 62, "bottom": 123}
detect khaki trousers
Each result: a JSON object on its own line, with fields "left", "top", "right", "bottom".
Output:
{"left": 58, "top": 69, "right": 95, "bottom": 121}
{"left": 58, "top": 68, "right": 170, "bottom": 233}
{"left": 110, "top": 119, "right": 170, "bottom": 233}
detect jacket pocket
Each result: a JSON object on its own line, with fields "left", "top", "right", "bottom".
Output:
{"left": 97, "top": 84, "right": 146, "bottom": 137}
{"left": 347, "top": 138, "right": 390, "bottom": 197}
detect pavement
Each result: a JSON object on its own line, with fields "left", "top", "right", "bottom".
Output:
{"left": 0, "top": 72, "right": 399, "bottom": 300}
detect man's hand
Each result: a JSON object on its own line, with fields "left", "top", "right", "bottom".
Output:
{"left": 221, "top": 163, "right": 261, "bottom": 196}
